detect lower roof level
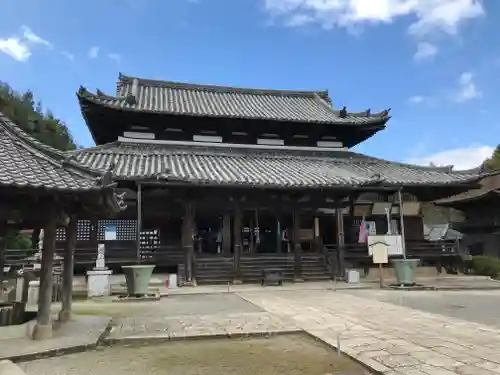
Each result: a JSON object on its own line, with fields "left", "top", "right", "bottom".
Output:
{"left": 71, "top": 137, "right": 482, "bottom": 190}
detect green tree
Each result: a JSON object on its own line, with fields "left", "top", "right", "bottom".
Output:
{"left": 483, "top": 145, "right": 500, "bottom": 172}
{"left": 0, "top": 81, "right": 77, "bottom": 151}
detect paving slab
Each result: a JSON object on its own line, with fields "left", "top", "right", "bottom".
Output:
{"left": 343, "top": 289, "right": 500, "bottom": 328}
{"left": 239, "top": 290, "right": 500, "bottom": 375}
{"left": 106, "top": 312, "right": 298, "bottom": 343}
{"left": 0, "top": 316, "right": 111, "bottom": 362}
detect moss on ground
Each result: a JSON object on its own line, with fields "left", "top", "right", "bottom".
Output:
{"left": 24, "top": 335, "right": 371, "bottom": 375}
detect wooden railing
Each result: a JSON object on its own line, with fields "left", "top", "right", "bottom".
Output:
{"left": 323, "top": 240, "right": 459, "bottom": 260}
{"left": 3, "top": 240, "right": 460, "bottom": 271}
{"left": 3, "top": 244, "right": 184, "bottom": 268}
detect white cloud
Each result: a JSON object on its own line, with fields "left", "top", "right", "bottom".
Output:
{"left": 108, "top": 53, "right": 121, "bottom": 64}
{"left": 0, "top": 38, "right": 31, "bottom": 62}
{"left": 21, "top": 26, "right": 52, "bottom": 48}
{"left": 454, "top": 71, "right": 481, "bottom": 102}
{"left": 0, "top": 25, "right": 52, "bottom": 62}
{"left": 408, "top": 95, "right": 424, "bottom": 103}
{"left": 264, "top": 0, "right": 484, "bottom": 35}
{"left": 407, "top": 144, "right": 494, "bottom": 170}
{"left": 61, "top": 51, "right": 74, "bottom": 61}
{"left": 413, "top": 42, "right": 438, "bottom": 62}
{"left": 88, "top": 46, "right": 99, "bottom": 59}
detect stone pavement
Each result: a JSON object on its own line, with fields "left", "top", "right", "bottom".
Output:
{"left": 107, "top": 312, "right": 298, "bottom": 343}
{"left": 344, "top": 289, "right": 500, "bottom": 328}
{"left": 0, "top": 316, "right": 110, "bottom": 362}
{"left": 240, "top": 290, "right": 500, "bottom": 375}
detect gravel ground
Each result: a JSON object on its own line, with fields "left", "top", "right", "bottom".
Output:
{"left": 21, "top": 335, "right": 370, "bottom": 375}
{"left": 343, "top": 289, "right": 500, "bottom": 328}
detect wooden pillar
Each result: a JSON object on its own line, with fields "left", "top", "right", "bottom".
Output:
{"left": 222, "top": 211, "right": 231, "bottom": 255}
{"left": 0, "top": 221, "right": 6, "bottom": 283}
{"left": 182, "top": 202, "right": 195, "bottom": 285}
{"left": 276, "top": 215, "right": 282, "bottom": 253}
{"left": 32, "top": 210, "right": 58, "bottom": 340}
{"left": 136, "top": 182, "right": 143, "bottom": 262}
{"left": 233, "top": 205, "right": 242, "bottom": 284}
{"left": 58, "top": 215, "right": 77, "bottom": 323}
{"left": 293, "top": 210, "right": 303, "bottom": 282}
{"left": 397, "top": 188, "right": 407, "bottom": 259}
{"left": 336, "top": 205, "right": 346, "bottom": 278}
{"left": 90, "top": 218, "right": 98, "bottom": 249}
{"left": 313, "top": 216, "right": 321, "bottom": 252}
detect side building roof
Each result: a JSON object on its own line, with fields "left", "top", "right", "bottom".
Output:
{"left": 72, "top": 137, "right": 482, "bottom": 189}
{"left": 78, "top": 73, "right": 391, "bottom": 126}
{"left": 0, "top": 112, "right": 126, "bottom": 211}
{"left": 434, "top": 170, "right": 500, "bottom": 206}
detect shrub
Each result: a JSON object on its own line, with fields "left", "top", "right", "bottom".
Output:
{"left": 471, "top": 256, "right": 500, "bottom": 278}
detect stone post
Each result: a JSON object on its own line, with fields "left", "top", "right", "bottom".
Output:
{"left": 58, "top": 215, "right": 77, "bottom": 323}
{"left": 32, "top": 212, "right": 57, "bottom": 340}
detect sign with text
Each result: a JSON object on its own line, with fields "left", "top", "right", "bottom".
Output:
{"left": 370, "top": 242, "right": 389, "bottom": 264}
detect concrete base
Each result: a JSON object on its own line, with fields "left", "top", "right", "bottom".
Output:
{"left": 87, "top": 269, "right": 112, "bottom": 298}
{"left": 0, "top": 360, "right": 27, "bottom": 375}
{"left": 27, "top": 281, "right": 40, "bottom": 305}
{"left": 31, "top": 323, "right": 53, "bottom": 340}
{"left": 293, "top": 277, "right": 305, "bottom": 283}
{"left": 58, "top": 309, "right": 72, "bottom": 323}
{"left": 232, "top": 279, "right": 243, "bottom": 285}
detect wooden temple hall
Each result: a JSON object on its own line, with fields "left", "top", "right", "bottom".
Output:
{"left": 2, "top": 73, "right": 484, "bottom": 287}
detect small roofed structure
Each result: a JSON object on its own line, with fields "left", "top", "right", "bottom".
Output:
{"left": 0, "top": 112, "right": 126, "bottom": 339}
{"left": 434, "top": 171, "right": 500, "bottom": 257}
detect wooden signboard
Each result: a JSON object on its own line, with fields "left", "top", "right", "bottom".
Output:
{"left": 369, "top": 241, "right": 389, "bottom": 288}
{"left": 371, "top": 242, "right": 389, "bottom": 264}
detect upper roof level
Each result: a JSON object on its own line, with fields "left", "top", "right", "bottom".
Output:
{"left": 78, "top": 73, "right": 391, "bottom": 147}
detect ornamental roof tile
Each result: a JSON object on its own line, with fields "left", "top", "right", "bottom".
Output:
{"left": 77, "top": 73, "right": 391, "bottom": 126}
{"left": 73, "top": 139, "right": 481, "bottom": 189}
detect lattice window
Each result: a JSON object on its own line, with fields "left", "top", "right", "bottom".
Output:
{"left": 97, "top": 220, "right": 137, "bottom": 241}
{"left": 77, "top": 220, "right": 91, "bottom": 241}
{"left": 140, "top": 229, "right": 160, "bottom": 250}
{"left": 56, "top": 228, "right": 66, "bottom": 241}
{"left": 56, "top": 220, "right": 91, "bottom": 242}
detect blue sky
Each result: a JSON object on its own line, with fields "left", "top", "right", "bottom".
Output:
{"left": 0, "top": 0, "right": 498, "bottom": 169}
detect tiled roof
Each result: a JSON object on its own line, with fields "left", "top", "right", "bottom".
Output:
{"left": 73, "top": 139, "right": 481, "bottom": 189}
{"left": 434, "top": 171, "right": 500, "bottom": 206}
{"left": 77, "top": 73, "right": 391, "bottom": 126}
{"left": 0, "top": 111, "right": 125, "bottom": 206}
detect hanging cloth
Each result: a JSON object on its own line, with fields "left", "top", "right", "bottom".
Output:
{"left": 358, "top": 215, "right": 368, "bottom": 244}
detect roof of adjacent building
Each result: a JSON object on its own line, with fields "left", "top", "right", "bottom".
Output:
{"left": 72, "top": 137, "right": 482, "bottom": 189}
{"left": 77, "top": 73, "right": 391, "bottom": 126}
{"left": 0, "top": 112, "right": 125, "bottom": 206}
{"left": 434, "top": 171, "right": 500, "bottom": 206}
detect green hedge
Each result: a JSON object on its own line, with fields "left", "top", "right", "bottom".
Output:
{"left": 471, "top": 256, "right": 500, "bottom": 278}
